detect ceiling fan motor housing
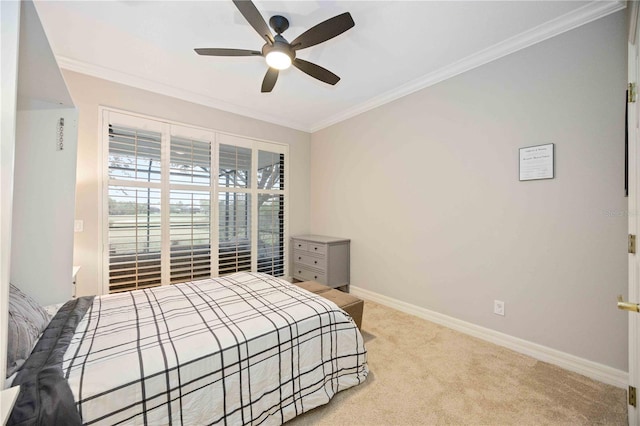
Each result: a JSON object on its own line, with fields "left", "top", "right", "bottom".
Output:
{"left": 262, "top": 34, "right": 295, "bottom": 61}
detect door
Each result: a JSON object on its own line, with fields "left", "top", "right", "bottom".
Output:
{"left": 626, "top": 4, "right": 640, "bottom": 425}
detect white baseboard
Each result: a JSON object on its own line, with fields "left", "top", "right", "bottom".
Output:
{"left": 350, "top": 286, "right": 628, "bottom": 389}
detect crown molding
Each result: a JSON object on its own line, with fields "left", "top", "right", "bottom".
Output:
{"left": 309, "top": 0, "right": 626, "bottom": 132}
{"left": 56, "top": 56, "right": 311, "bottom": 132}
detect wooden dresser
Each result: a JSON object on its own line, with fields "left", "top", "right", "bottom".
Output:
{"left": 291, "top": 235, "right": 350, "bottom": 291}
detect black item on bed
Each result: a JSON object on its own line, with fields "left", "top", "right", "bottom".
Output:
{"left": 8, "top": 296, "right": 94, "bottom": 426}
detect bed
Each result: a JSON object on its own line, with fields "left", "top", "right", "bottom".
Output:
{"left": 7, "top": 272, "right": 368, "bottom": 425}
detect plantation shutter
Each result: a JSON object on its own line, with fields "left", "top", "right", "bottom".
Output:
{"left": 218, "top": 143, "right": 252, "bottom": 274}
{"left": 257, "top": 150, "right": 285, "bottom": 276}
{"left": 169, "top": 135, "right": 212, "bottom": 284}
{"left": 103, "top": 110, "right": 288, "bottom": 293}
{"left": 108, "top": 125, "right": 162, "bottom": 183}
{"left": 107, "top": 122, "right": 163, "bottom": 293}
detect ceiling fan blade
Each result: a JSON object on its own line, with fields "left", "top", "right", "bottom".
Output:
{"left": 232, "top": 0, "right": 274, "bottom": 45}
{"left": 195, "top": 48, "right": 261, "bottom": 56}
{"left": 293, "top": 58, "right": 340, "bottom": 85}
{"left": 291, "top": 12, "right": 354, "bottom": 51}
{"left": 261, "top": 68, "right": 279, "bottom": 92}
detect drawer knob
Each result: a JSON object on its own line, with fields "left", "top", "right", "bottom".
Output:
{"left": 298, "top": 257, "right": 301, "bottom": 260}
{"left": 314, "top": 260, "right": 317, "bottom": 264}
{"left": 314, "top": 275, "right": 317, "bottom": 279}
{"left": 298, "top": 244, "right": 302, "bottom": 247}
{"left": 314, "top": 247, "right": 317, "bottom": 250}
{"left": 298, "top": 270, "right": 301, "bottom": 274}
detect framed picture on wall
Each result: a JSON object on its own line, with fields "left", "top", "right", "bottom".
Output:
{"left": 519, "top": 143, "right": 554, "bottom": 181}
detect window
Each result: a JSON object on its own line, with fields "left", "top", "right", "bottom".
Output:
{"left": 218, "top": 143, "right": 252, "bottom": 275}
{"left": 257, "top": 150, "right": 285, "bottom": 276}
{"left": 103, "top": 110, "right": 288, "bottom": 293}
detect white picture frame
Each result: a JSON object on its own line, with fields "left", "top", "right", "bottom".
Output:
{"left": 519, "top": 143, "right": 554, "bottom": 181}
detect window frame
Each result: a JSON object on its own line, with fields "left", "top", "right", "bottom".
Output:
{"left": 100, "top": 107, "right": 289, "bottom": 295}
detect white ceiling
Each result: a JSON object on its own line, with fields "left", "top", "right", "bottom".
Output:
{"left": 34, "top": 0, "right": 624, "bottom": 132}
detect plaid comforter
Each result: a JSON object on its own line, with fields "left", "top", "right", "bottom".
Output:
{"left": 62, "top": 272, "right": 368, "bottom": 425}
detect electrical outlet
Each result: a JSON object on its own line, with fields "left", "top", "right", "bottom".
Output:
{"left": 74, "top": 220, "right": 84, "bottom": 233}
{"left": 494, "top": 300, "right": 505, "bottom": 316}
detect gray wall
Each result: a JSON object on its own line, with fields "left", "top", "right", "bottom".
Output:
{"left": 11, "top": 106, "right": 78, "bottom": 306}
{"left": 310, "top": 12, "right": 628, "bottom": 370}
{"left": 63, "top": 70, "right": 311, "bottom": 297}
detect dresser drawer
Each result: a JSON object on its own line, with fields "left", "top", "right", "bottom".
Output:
{"left": 292, "top": 239, "right": 327, "bottom": 255}
{"left": 292, "top": 240, "right": 309, "bottom": 251}
{"left": 307, "top": 243, "right": 326, "bottom": 255}
{"left": 292, "top": 264, "right": 326, "bottom": 283}
{"left": 293, "top": 250, "right": 326, "bottom": 269}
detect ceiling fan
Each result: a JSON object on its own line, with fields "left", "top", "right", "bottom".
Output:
{"left": 195, "top": 0, "right": 355, "bottom": 93}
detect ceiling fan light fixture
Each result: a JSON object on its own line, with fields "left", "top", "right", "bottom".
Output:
{"left": 195, "top": 1, "right": 355, "bottom": 92}
{"left": 265, "top": 50, "right": 292, "bottom": 70}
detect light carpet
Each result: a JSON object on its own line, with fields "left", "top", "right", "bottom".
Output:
{"left": 288, "top": 300, "right": 627, "bottom": 425}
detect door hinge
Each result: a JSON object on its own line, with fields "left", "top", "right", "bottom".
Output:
{"left": 630, "top": 386, "right": 637, "bottom": 407}
{"left": 629, "top": 83, "right": 637, "bottom": 103}
{"left": 629, "top": 234, "right": 636, "bottom": 254}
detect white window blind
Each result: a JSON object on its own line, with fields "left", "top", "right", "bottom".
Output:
{"left": 170, "top": 136, "right": 211, "bottom": 186}
{"left": 108, "top": 125, "right": 161, "bottom": 182}
{"left": 257, "top": 150, "right": 285, "bottom": 276}
{"left": 103, "top": 110, "right": 288, "bottom": 294}
{"left": 218, "top": 144, "right": 252, "bottom": 275}
{"left": 108, "top": 185, "right": 162, "bottom": 292}
{"left": 218, "top": 192, "right": 251, "bottom": 274}
{"left": 107, "top": 121, "right": 164, "bottom": 292}
{"left": 169, "top": 135, "right": 212, "bottom": 284}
